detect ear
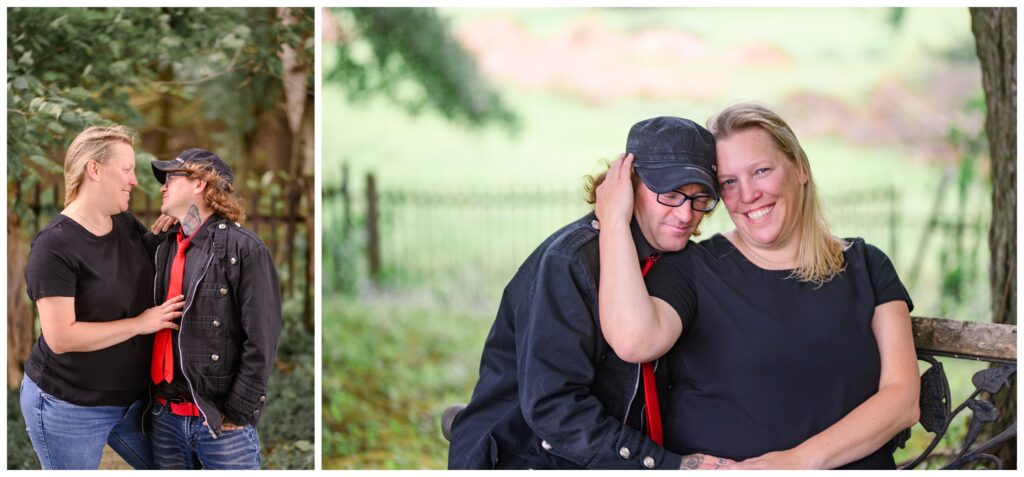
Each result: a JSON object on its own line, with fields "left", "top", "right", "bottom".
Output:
{"left": 86, "top": 160, "right": 102, "bottom": 182}
{"left": 798, "top": 167, "right": 809, "bottom": 185}
{"left": 193, "top": 178, "right": 208, "bottom": 196}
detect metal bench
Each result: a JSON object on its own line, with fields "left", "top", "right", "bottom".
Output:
{"left": 441, "top": 316, "right": 1017, "bottom": 469}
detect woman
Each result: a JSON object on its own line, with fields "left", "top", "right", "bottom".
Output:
{"left": 21, "top": 125, "right": 184, "bottom": 470}
{"left": 595, "top": 103, "right": 920, "bottom": 469}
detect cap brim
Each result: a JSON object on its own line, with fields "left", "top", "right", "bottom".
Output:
{"left": 151, "top": 160, "right": 185, "bottom": 184}
{"left": 635, "top": 164, "right": 718, "bottom": 200}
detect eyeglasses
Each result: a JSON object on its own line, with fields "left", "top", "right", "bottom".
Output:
{"left": 165, "top": 172, "right": 190, "bottom": 181}
{"left": 656, "top": 190, "right": 718, "bottom": 212}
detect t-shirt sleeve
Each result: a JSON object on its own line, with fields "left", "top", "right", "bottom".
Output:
{"left": 643, "top": 249, "right": 698, "bottom": 330}
{"left": 863, "top": 241, "right": 914, "bottom": 313}
{"left": 122, "top": 211, "right": 166, "bottom": 254}
{"left": 25, "top": 229, "right": 77, "bottom": 301}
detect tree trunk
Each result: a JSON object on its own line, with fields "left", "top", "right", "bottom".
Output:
{"left": 971, "top": 6, "right": 1016, "bottom": 469}
{"left": 7, "top": 211, "right": 35, "bottom": 389}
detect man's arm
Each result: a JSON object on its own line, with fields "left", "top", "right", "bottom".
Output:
{"left": 222, "top": 243, "right": 282, "bottom": 425}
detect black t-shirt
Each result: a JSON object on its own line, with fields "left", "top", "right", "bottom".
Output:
{"left": 24, "top": 212, "right": 157, "bottom": 406}
{"left": 645, "top": 234, "right": 913, "bottom": 469}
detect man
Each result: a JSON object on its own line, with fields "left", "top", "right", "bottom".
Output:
{"left": 148, "top": 148, "right": 282, "bottom": 470}
{"left": 448, "top": 117, "right": 722, "bottom": 469}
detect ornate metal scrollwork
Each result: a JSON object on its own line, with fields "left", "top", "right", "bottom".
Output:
{"left": 900, "top": 355, "right": 1016, "bottom": 470}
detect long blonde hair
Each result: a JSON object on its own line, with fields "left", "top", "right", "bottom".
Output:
{"left": 63, "top": 125, "right": 136, "bottom": 206}
{"left": 707, "top": 102, "right": 847, "bottom": 285}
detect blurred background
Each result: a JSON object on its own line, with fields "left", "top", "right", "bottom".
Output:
{"left": 320, "top": 6, "right": 1014, "bottom": 470}
{"left": 6, "top": 7, "right": 314, "bottom": 469}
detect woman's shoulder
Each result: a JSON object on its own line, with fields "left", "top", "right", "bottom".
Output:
{"left": 31, "top": 214, "right": 76, "bottom": 246}
{"left": 112, "top": 211, "right": 147, "bottom": 237}
{"left": 695, "top": 233, "right": 737, "bottom": 258}
{"left": 841, "top": 237, "right": 895, "bottom": 267}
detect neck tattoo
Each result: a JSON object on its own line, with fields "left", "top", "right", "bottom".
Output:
{"left": 181, "top": 204, "right": 201, "bottom": 237}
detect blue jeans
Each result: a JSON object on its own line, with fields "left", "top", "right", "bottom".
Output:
{"left": 19, "top": 375, "right": 155, "bottom": 470}
{"left": 150, "top": 400, "right": 261, "bottom": 470}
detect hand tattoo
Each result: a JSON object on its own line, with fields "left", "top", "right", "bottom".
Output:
{"left": 181, "top": 204, "right": 201, "bottom": 237}
{"left": 680, "top": 454, "right": 704, "bottom": 470}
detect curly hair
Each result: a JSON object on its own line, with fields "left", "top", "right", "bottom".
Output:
{"left": 180, "top": 162, "right": 247, "bottom": 223}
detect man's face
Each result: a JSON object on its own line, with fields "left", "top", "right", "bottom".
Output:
{"left": 633, "top": 182, "right": 708, "bottom": 252}
{"left": 160, "top": 171, "right": 196, "bottom": 219}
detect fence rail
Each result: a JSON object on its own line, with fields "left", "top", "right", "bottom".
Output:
{"left": 15, "top": 179, "right": 313, "bottom": 311}
{"left": 324, "top": 167, "right": 992, "bottom": 302}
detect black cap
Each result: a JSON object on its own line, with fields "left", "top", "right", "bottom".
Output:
{"left": 151, "top": 148, "right": 234, "bottom": 187}
{"left": 626, "top": 116, "right": 718, "bottom": 200}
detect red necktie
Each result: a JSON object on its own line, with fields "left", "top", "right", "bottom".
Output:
{"left": 151, "top": 231, "right": 192, "bottom": 384}
{"left": 639, "top": 254, "right": 663, "bottom": 445}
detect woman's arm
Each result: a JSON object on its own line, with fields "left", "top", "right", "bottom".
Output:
{"left": 38, "top": 295, "right": 185, "bottom": 354}
{"left": 730, "top": 300, "right": 920, "bottom": 469}
{"left": 595, "top": 153, "right": 683, "bottom": 363}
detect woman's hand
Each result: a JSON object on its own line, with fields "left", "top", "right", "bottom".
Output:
{"left": 725, "top": 449, "right": 813, "bottom": 470}
{"left": 133, "top": 295, "right": 185, "bottom": 335}
{"left": 150, "top": 214, "right": 178, "bottom": 234}
{"left": 595, "top": 153, "right": 635, "bottom": 228}
{"left": 680, "top": 453, "right": 737, "bottom": 470}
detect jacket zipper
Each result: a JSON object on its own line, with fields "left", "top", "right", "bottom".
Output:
{"left": 623, "top": 363, "right": 641, "bottom": 425}
{"left": 152, "top": 243, "right": 163, "bottom": 303}
{"left": 178, "top": 252, "right": 216, "bottom": 438}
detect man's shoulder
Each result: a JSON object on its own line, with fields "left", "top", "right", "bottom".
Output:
{"left": 212, "top": 217, "right": 268, "bottom": 250}
{"left": 538, "top": 213, "right": 601, "bottom": 259}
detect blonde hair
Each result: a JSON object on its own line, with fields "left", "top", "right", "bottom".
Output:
{"left": 63, "top": 125, "right": 136, "bottom": 206}
{"left": 584, "top": 161, "right": 707, "bottom": 238}
{"left": 180, "top": 162, "right": 247, "bottom": 223}
{"left": 707, "top": 102, "right": 847, "bottom": 285}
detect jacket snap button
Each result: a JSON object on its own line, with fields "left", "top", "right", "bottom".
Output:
{"left": 253, "top": 409, "right": 260, "bottom": 414}
{"left": 259, "top": 395, "right": 266, "bottom": 402}
{"left": 234, "top": 222, "right": 241, "bottom": 227}
{"left": 619, "top": 446, "right": 631, "bottom": 459}
{"left": 218, "top": 223, "right": 227, "bottom": 229}
{"left": 219, "top": 287, "right": 228, "bottom": 295}
{"left": 541, "top": 440, "right": 552, "bottom": 451}
{"left": 230, "top": 257, "right": 237, "bottom": 265}
{"left": 211, "top": 354, "right": 220, "bottom": 362}
{"left": 212, "top": 320, "right": 220, "bottom": 327}
{"left": 643, "top": 456, "right": 655, "bottom": 468}
{"left": 591, "top": 219, "right": 600, "bottom": 230}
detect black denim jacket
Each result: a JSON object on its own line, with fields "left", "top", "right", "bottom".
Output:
{"left": 448, "top": 213, "right": 684, "bottom": 469}
{"left": 153, "top": 215, "right": 282, "bottom": 437}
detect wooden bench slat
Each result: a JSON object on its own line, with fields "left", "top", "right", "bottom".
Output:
{"left": 912, "top": 316, "right": 1017, "bottom": 363}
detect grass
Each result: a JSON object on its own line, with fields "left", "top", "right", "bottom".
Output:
{"left": 321, "top": 292, "right": 487, "bottom": 469}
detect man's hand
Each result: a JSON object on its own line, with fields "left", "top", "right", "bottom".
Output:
{"left": 594, "top": 153, "right": 636, "bottom": 228}
{"left": 679, "top": 453, "right": 736, "bottom": 470}
{"left": 150, "top": 214, "right": 178, "bottom": 234}
{"left": 221, "top": 417, "right": 246, "bottom": 431}
{"left": 202, "top": 416, "right": 247, "bottom": 431}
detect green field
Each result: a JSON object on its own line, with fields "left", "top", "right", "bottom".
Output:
{"left": 322, "top": 7, "right": 996, "bottom": 469}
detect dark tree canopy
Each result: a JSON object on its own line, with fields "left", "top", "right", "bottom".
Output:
{"left": 328, "top": 8, "right": 516, "bottom": 130}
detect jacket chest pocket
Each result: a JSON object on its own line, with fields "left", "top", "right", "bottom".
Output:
{"left": 591, "top": 355, "right": 638, "bottom": 419}
{"left": 196, "top": 282, "right": 233, "bottom": 314}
